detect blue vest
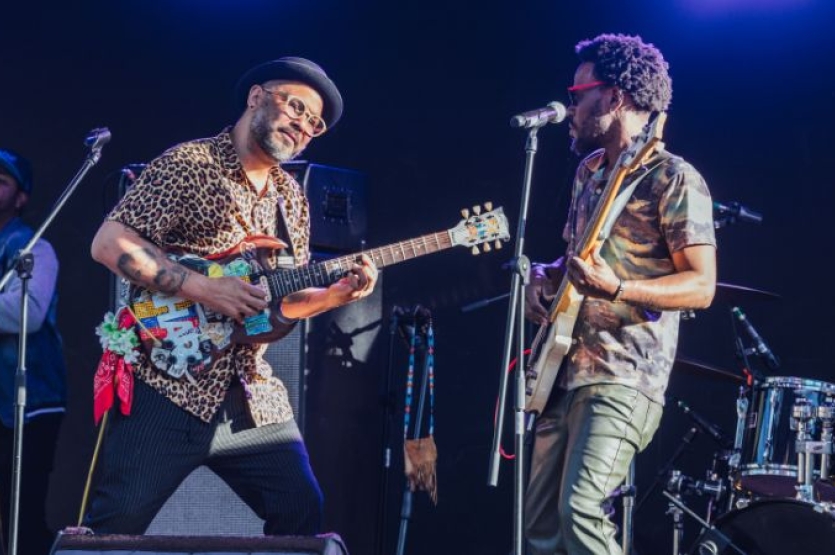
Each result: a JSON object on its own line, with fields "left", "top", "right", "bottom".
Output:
{"left": 0, "top": 218, "right": 67, "bottom": 427}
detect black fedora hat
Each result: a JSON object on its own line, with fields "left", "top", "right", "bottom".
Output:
{"left": 234, "top": 57, "right": 343, "bottom": 129}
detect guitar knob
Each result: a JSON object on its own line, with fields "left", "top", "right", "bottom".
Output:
{"left": 472, "top": 205, "right": 482, "bottom": 215}
{"left": 484, "top": 201, "right": 493, "bottom": 211}
{"left": 471, "top": 246, "right": 480, "bottom": 255}
{"left": 483, "top": 243, "right": 492, "bottom": 252}
{"left": 461, "top": 208, "right": 470, "bottom": 218}
{"left": 494, "top": 240, "right": 503, "bottom": 249}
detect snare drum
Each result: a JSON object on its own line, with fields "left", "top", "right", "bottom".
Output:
{"left": 689, "top": 498, "right": 835, "bottom": 555}
{"left": 738, "top": 376, "right": 835, "bottom": 498}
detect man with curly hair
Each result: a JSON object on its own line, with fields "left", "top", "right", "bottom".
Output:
{"left": 523, "top": 34, "right": 717, "bottom": 554}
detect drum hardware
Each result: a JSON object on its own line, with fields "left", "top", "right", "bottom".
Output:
{"left": 735, "top": 377, "right": 835, "bottom": 499}
{"left": 636, "top": 426, "right": 699, "bottom": 513}
{"left": 818, "top": 404, "right": 834, "bottom": 485}
{"left": 661, "top": 490, "right": 747, "bottom": 555}
{"left": 792, "top": 397, "right": 817, "bottom": 502}
{"left": 690, "top": 498, "right": 835, "bottom": 555}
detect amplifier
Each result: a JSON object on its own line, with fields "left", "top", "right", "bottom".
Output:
{"left": 282, "top": 161, "right": 368, "bottom": 253}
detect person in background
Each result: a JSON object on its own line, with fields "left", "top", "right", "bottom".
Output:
{"left": 0, "top": 148, "right": 67, "bottom": 555}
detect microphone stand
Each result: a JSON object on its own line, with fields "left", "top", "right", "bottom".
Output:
{"left": 488, "top": 124, "right": 543, "bottom": 555}
{"left": 0, "top": 128, "right": 110, "bottom": 555}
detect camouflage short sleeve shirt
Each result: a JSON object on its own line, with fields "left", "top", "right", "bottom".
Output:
{"left": 558, "top": 148, "right": 717, "bottom": 404}
{"left": 107, "top": 130, "right": 310, "bottom": 425}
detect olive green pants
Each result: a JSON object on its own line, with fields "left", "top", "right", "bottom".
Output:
{"left": 525, "top": 384, "right": 663, "bottom": 555}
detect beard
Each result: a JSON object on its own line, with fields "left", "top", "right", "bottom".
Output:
{"left": 250, "top": 106, "right": 304, "bottom": 163}
{"left": 570, "top": 99, "right": 609, "bottom": 157}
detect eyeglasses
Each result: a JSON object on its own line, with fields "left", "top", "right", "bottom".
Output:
{"left": 261, "top": 87, "right": 328, "bottom": 137}
{"left": 567, "top": 80, "right": 607, "bottom": 106}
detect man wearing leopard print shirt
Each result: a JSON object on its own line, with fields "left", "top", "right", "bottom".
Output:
{"left": 86, "top": 57, "right": 377, "bottom": 535}
{"left": 523, "top": 35, "right": 717, "bottom": 554}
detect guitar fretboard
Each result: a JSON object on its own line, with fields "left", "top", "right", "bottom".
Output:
{"left": 262, "top": 231, "right": 454, "bottom": 298}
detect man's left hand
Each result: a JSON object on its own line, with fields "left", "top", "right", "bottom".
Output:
{"left": 329, "top": 254, "right": 378, "bottom": 305}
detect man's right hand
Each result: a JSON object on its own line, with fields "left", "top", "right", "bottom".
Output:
{"left": 524, "top": 258, "right": 564, "bottom": 326}
{"left": 191, "top": 275, "right": 269, "bottom": 323}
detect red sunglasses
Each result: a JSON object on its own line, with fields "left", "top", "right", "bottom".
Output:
{"left": 567, "top": 80, "right": 608, "bottom": 105}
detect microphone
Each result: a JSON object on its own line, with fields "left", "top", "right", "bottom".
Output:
{"left": 84, "top": 127, "right": 112, "bottom": 149}
{"left": 120, "top": 163, "right": 147, "bottom": 182}
{"left": 673, "top": 397, "right": 732, "bottom": 448}
{"left": 713, "top": 201, "right": 762, "bottom": 225}
{"left": 510, "top": 101, "right": 567, "bottom": 128}
{"left": 731, "top": 307, "right": 780, "bottom": 370}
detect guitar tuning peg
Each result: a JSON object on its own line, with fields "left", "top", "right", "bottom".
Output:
{"left": 482, "top": 242, "right": 492, "bottom": 252}
{"left": 461, "top": 208, "right": 470, "bottom": 218}
{"left": 494, "top": 240, "right": 502, "bottom": 250}
{"left": 471, "top": 246, "right": 480, "bottom": 255}
{"left": 484, "top": 201, "right": 493, "bottom": 211}
{"left": 472, "top": 205, "right": 482, "bottom": 215}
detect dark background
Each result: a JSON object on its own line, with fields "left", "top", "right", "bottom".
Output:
{"left": 3, "top": 0, "right": 835, "bottom": 553}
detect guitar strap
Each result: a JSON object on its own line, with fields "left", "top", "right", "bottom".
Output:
{"left": 273, "top": 172, "right": 300, "bottom": 270}
{"left": 597, "top": 152, "right": 669, "bottom": 243}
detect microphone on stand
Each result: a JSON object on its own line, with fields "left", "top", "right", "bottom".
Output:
{"left": 120, "top": 163, "right": 147, "bottom": 182}
{"left": 84, "top": 127, "right": 112, "bottom": 150}
{"left": 672, "top": 397, "right": 733, "bottom": 448}
{"left": 731, "top": 307, "right": 780, "bottom": 370}
{"left": 510, "top": 101, "right": 567, "bottom": 128}
{"left": 713, "top": 201, "right": 763, "bottom": 226}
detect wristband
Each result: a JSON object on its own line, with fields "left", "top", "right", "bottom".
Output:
{"left": 611, "top": 279, "right": 626, "bottom": 303}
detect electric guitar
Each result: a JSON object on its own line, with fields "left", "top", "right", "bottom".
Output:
{"left": 128, "top": 205, "right": 510, "bottom": 381}
{"left": 524, "top": 114, "right": 667, "bottom": 414}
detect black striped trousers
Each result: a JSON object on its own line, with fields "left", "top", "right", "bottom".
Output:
{"left": 83, "top": 379, "right": 322, "bottom": 535}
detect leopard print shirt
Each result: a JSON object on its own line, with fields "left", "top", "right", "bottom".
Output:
{"left": 107, "top": 130, "right": 311, "bottom": 426}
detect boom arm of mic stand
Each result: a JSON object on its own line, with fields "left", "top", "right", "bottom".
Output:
{"left": 487, "top": 125, "right": 541, "bottom": 555}
{"left": 0, "top": 129, "right": 109, "bottom": 291}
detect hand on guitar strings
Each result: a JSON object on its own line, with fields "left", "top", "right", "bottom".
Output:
{"left": 524, "top": 258, "right": 565, "bottom": 326}
{"left": 566, "top": 250, "right": 620, "bottom": 300}
{"left": 329, "top": 254, "right": 378, "bottom": 304}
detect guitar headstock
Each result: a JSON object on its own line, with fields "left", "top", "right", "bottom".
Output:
{"left": 449, "top": 203, "right": 511, "bottom": 254}
{"left": 618, "top": 112, "right": 668, "bottom": 172}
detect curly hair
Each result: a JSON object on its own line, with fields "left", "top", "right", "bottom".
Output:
{"left": 575, "top": 33, "right": 672, "bottom": 112}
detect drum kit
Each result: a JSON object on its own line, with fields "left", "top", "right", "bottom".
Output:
{"left": 646, "top": 283, "right": 835, "bottom": 555}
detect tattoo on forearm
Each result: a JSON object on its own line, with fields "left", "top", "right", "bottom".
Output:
{"left": 116, "top": 246, "right": 189, "bottom": 294}
{"left": 284, "top": 291, "right": 313, "bottom": 305}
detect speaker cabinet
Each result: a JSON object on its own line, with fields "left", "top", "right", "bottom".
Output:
{"left": 51, "top": 532, "right": 348, "bottom": 554}
{"left": 281, "top": 161, "right": 368, "bottom": 252}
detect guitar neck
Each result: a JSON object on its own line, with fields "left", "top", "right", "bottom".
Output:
{"left": 263, "top": 230, "right": 455, "bottom": 298}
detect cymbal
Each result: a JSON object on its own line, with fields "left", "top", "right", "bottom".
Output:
{"left": 673, "top": 356, "right": 746, "bottom": 384}
{"left": 714, "top": 282, "right": 781, "bottom": 304}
